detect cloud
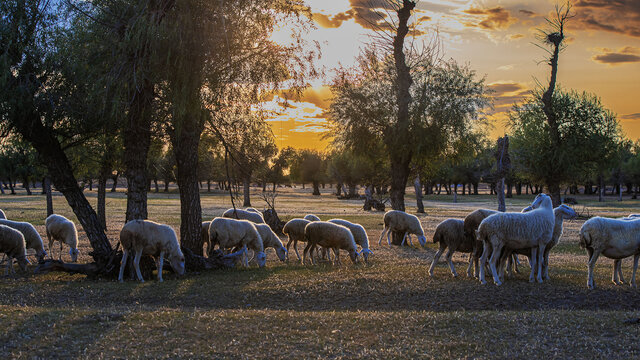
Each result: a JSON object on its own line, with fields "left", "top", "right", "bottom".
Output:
{"left": 572, "top": 0, "right": 640, "bottom": 38}
{"left": 621, "top": 113, "right": 640, "bottom": 120}
{"left": 519, "top": 9, "right": 536, "bottom": 17}
{"left": 592, "top": 46, "right": 640, "bottom": 65}
{"left": 497, "top": 64, "right": 514, "bottom": 71}
{"left": 509, "top": 34, "right": 525, "bottom": 40}
{"left": 488, "top": 81, "right": 526, "bottom": 96}
{"left": 312, "top": 12, "right": 352, "bottom": 28}
{"left": 463, "top": 6, "right": 518, "bottom": 30}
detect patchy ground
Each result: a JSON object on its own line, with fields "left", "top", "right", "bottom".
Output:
{"left": 1, "top": 187, "right": 640, "bottom": 358}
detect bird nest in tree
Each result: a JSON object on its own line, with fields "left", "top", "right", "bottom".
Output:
{"left": 546, "top": 32, "right": 563, "bottom": 46}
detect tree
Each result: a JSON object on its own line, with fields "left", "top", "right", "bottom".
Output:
{"left": 290, "top": 150, "right": 326, "bottom": 196}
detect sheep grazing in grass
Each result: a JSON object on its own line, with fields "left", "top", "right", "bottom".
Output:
{"left": 378, "top": 210, "right": 427, "bottom": 247}
{"left": 0, "top": 224, "right": 29, "bottom": 275}
{"left": 511, "top": 204, "right": 577, "bottom": 280}
{"left": 0, "top": 219, "right": 47, "bottom": 261}
{"left": 0, "top": 209, "right": 5, "bottom": 220}
{"left": 45, "top": 214, "right": 79, "bottom": 262}
{"left": 118, "top": 220, "right": 185, "bottom": 283}
{"left": 303, "top": 221, "right": 359, "bottom": 265}
{"left": 209, "top": 217, "right": 266, "bottom": 267}
{"left": 429, "top": 219, "right": 470, "bottom": 278}
{"left": 255, "top": 223, "right": 287, "bottom": 262}
{"left": 579, "top": 216, "right": 640, "bottom": 289}
{"left": 328, "top": 219, "right": 373, "bottom": 263}
{"left": 304, "top": 214, "right": 321, "bottom": 222}
{"left": 283, "top": 218, "right": 311, "bottom": 261}
{"left": 476, "top": 193, "right": 555, "bottom": 285}
{"left": 222, "top": 208, "right": 265, "bottom": 224}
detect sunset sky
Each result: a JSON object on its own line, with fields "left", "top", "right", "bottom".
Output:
{"left": 265, "top": 0, "right": 640, "bottom": 150}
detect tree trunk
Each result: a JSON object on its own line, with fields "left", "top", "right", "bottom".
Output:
{"left": 506, "top": 181, "right": 513, "bottom": 198}
{"left": 598, "top": 175, "right": 604, "bottom": 202}
{"left": 88, "top": 179, "right": 93, "bottom": 192}
{"left": 97, "top": 174, "right": 107, "bottom": 230}
{"left": 8, "top": 177, "right": 15, "bottom": 195}
{"left": 619, "top": 182, "right": 623, "bottom": 201}
{"left": 312, "top": 181, "right": 321, "bottom": 196}
{"left": 473, "top": 183, "right": 479, "bottom": 195}
{"left": 497, "top": 178, "right": 506, "bottom": 212}
{"left": 164, "top": 180, "right": 170, "bottom": 192}
{"left": 0, "top": 181, "right": 4, "bottom": 195}
{"left": 207, "top": 180, "right": 211, "bottom": 192}
{"left": 414, "top": 176, "right": 424, "bottom": 213}
{"left": 262, "top": 181, "right": 266, "bottom": 192}
{"left": 243, "top": 174, "right": 252, "bottom": 207}
{"left": 44, "top": 176, "right": 53, "bottom": 217}
{"left": 516, "top": 182, "right": 522, "bottom": 195}
{"left": 336, "top": 183, "right": 342, "bottom": 197}
{"left": 548, "top": 182, "right": 561, "bottom": 207}
{"left": 110, "top": 173, "right": 118, "bottom": 192}
{"left": 23, "top": 178, "right": 32, "bottom": 195}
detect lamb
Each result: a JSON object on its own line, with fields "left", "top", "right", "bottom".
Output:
{"left": 0, "top": 224, "right": 29, "bottom": 275}
{"left": 303, "top": 221, "right": 359, "bottom": 265}
{"left": 209, "top": 217, "right": 266, "bottom": 267}
{"left": 0, "top": 219, "right": 47, "bottom": 261}
{"left": 579, "top": 216, "right": 640, "bottom": 289}
{"left": 222, "top": 208, "right": 265, "bottom": 224}
{"left": 429, "top": 219, "right": 471, "bottom": 278}
{"left": 118, "top": 219, "right": 185, "bottom": 282}
{"left": 377, "top": 210, "right": 427, "bottom": 247}
{"left": 45, "top": 214, "right": 79, "bottom": 262}
{"left": 0, "top": 209, "right": 5, "bottom": 219}
{"left": 328, "top": 219, "right": 373, "bottom": 263}
{"left": 304, "top": 214, "right": 321, "bottom": 222}
{"left": 283, "top": 218, "right": 311, "bottom": 261}
{"left": 255, "top": 223, "right": 287, "bottom": 262}
{"left": 476, "top": 193, "right": 555, "bottom": 285}
{"left": 511, "top": 204, "right": 577, "bottom": 280}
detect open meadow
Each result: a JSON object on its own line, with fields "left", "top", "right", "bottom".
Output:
{"left": 1, "top": 186, "right": 640, "bottom": 359}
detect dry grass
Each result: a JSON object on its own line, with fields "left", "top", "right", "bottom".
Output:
{"left": 1, "top": 187, "right": 640, "bottom": 358}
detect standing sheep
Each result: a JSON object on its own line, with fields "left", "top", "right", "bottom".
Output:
{"left": 303, "top": 221, "right": 359, "bottom": 265}
{"left": 118, "top": 220, "right": 185, "bottom": 282}
{"left": 255, "top": 223, "right": 287, "bottom": 262}
{"left": 476, "top": 193, "right": 555, "bottom": 285}
{"left": 378, "top": 210, "right": 427, "bottom": 247}
{"left": 222, "top": 208, "right": 265, "bottom": 224}
{"left": 304, "top": 214, "right": 321, "bottom": 222}
{"left": 429, "top": 219, "right": 470, "bottom": 278}
{"left": 328, "top": 219, "right": 373, "bottom": 263}
{"left": 209, "top": 217, "right": 266, "bottom": 267}
{"left": 0, "top": 219, "right": 47, "bottom": 261}
{"left": 45, "top": 214, "right": 79, "bottom": 262}
{"left": 0, "top": 224, "right": 29, "bottom": 275}
{"left": 579, "top": 217, "right": 640, "bottom": 289}
{"left": 283, "top": 218, "right": 311, "bottom": 261}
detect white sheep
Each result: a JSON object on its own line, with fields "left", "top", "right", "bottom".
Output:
{"left": 378, "top": 210, "right": 427, "bottom": 247}
{"left": 0, "top": 224, "right": 29, "bottom": 275}
{"left": 45, "top": 214, "right": 79, "bottom": 262}
{"left": 0, "top": 209, "right": 5, "bottom": 219}
{"left": 222, "top": 208, "right": 265, "bottom": 224}
{"left": 0, "top": 219, "right": 47, "bottom": 261}
{"left": 476, "top": 193, "right": 555, "bottom": 285}
{"left": 304, "top": 214, "right": 321, "bottom": 222}
{"left": 209, "top": 217, "right": 266, "bottom": 267}
{"left": 328, "top": 218, "right": 373, "bottom": 263}
{"left": 303, "top": 221, "right": 359, "bottom": 265}
{"left": 579, "top": 216, "right": 640, "bottom": 289}
{"left": 283, "top": 218, "right": 311, "bottom": 261}
{"left": 118, "top": 219, "right": 185, "bottom": 282}
{"left": 255, "top": 223, "right": 287, "bottom": 262}
{"left": 611, "top": 215, "right": 640, "bottom": 284}
{"left": 429, "top": 218, "right": 470, "bottom": 278}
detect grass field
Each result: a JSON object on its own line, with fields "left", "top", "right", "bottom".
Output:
{"left": 1, "top": 186, "right": 640, "bottom": 358}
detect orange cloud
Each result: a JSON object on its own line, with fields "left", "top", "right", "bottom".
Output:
{"left": 463, "top": 6, "right": 518, "bottom": 30}
{"left": 572, "top": 0, "right": 640, "bottom": 38}
{"left": 592, "top": 46, "right": 640, "bottom": 65}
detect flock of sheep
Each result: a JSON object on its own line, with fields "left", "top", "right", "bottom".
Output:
{"left": 1, "top": 197, "right": 640, "bottom": 289}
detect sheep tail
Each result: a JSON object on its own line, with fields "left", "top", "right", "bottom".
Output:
{"left": 579, "top": 230, "right": 590, "bottom": 249}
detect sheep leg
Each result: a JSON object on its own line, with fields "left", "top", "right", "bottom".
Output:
{"left": 407, "top": 234, "right": 413, "bottom": 246}
{"left": 466, "top": 253, "right": 473, "bottom": 277}
{"left": 285, "top": 238, "right": 293, "bottom": 261}
{"left": 612, "top": 260, "right": 621, "bottom": 285}
{"left": 478, "top": 240, "right": 490, "bottom": 285}
{"left": 504, "top": 250, "right": 513, "bottom": 279}
{"left": 293, "top": 239, "right": 302, "bottom": 262}
{"left": 512, "top": 254, "right": 521, "bottom": 274}
{"left": 428, "top": 243, "right": 446, "bottom": 277}
{"left": 333, "top": 248, "right": 340, "bottom": 265}
{"left": 445, "top": 248, "right": 458, "bottom": 278}
{"left": 488, "top": 241, "right": 503, "bottom": 286}
{"left": 542, "top": 246, "right": 551, "bottom": 281}
{"left": 387, "top": 229, "right": 392, "bottom": 246}
{"left": 378, "top": 227, "right": 387, "bottom": 245}
{"left": 618, "top": 259, "right": 626, "bottom": 285}
{"left": 59, "top": 241, "right": 63, "bottom": 261}
{"left": 587, "top": 250, "right": 600, "bottom": 290}
{"left": 133, "top": 250, "right": 144, "bottom": 282}
{"left": 631, "top": 254, "right": 639, "bottom": 288}
{"left": 118, "top": 249, "right": 129, "bottom": 282}
{"left": 302, "top": 242, "right": 312, "bottom": 265}
{"left": 527, "top": 247, "right": 537, "bottom": 283}
{"left": 156, "top": 251, "right": 164, "bottom": 282}
{"left": 4, "top": 257, "right": 10, "bottom": 276}
{"left": 401, "top": 232, "right": 408, "bottom": 246}
{"left": 536, "top": 244, "right": 544, "bottom": 283}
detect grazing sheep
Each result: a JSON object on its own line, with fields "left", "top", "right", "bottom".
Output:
{"left": 510, "top": 204, "right": 577, "bottom": 280}
{"left": 328, "top": 219, "right": 373, "bottom": 263}
{"left": 304, "top": 214, "right": 321, "bottom": 222}
{"left": 0, "top": 219, "right": 47, "bottom": 261}
{"left": 303, "top": 221, "right": 359, "bottom": 265}
{"left": 476, "top": 193, "right": 555, "bottom": 285}
{"left": 209, "top": 217, "right": 266, "bottom": 267}
{"left": 45, "top": 214, "right": 79, "bottom": 262}
{"left": 0, "top": 209, "right": 5, "bottom": 220}
{"left": 378, "top": 210, "right": 427, "bottom": 247}
{"left": 222, "top": 208, "right": 265, "bottom": 224}
{"left": 118, "top": 220, "right": 185, "bottom": 282}
{"left": 429, "top": 219, "right": 471, "bottom": 278}
{"left": 255, "top": 223, "right": 287, "bottom": 262}
{"left": 0, "top": 224, "right": 29, "bottom": 275}
{"left": 283, "top": 218, "right": 311, "bottom": 261}
{"left": 579, "top": 216, "right": 640, "bottom": 289}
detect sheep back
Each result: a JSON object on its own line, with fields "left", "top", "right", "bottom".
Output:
{"left": 0, "top": 219, "right": 46, "bottom": 259}
{"left": 222, "top": 208, "right": 265, "bottom": 224}
{"left": 304, "top": 221, "right": 357, "bottom": 254}
{"left": 0, "top": 224, "right": 27, "bottom": 260}
{"left": 433, "top": 219, "right": 470, "bottom": 252}
{"left": 209, "top": 217, "right": 264, "bottom": 252}
{"left": 304, "top": 214, "right": 321, "bottom": 222}
{"left": 283, "top": 218, "right": 311, "bottom": 242}
{"left": 45, "top": 214, "right": 79, "bottom": 249}
{"left": 579, "top": 217, "right": 640, "bottom": 258}
{"left": 383, "top": 210, "right": 425, "bottom": 236}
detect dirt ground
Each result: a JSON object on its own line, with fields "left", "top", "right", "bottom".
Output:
{"left": 1, "top": 186, "right": 640, "bottom": 359}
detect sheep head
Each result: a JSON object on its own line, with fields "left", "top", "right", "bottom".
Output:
{"left": 69, "top": 248, "right": 79, "bottom": 262}
{"left": 170, "top": 254, "right": 186, "bottom": 275}
{"left": 17, "top": 255, "right": 30, "bottom": 272}
{"left": 361, "top": 248, "right": 373, "bottom": 263}
{"left": 417, "top": 235, "right": 427, "bottom": 247}
{"left": 349, "top": 250, "right": 359, "bottom": 264}
{"left": 256, "top": 251, "right": 267, "bottom": 267}
{"left": 275, "top": 246, "right": 287, "bottom": 262}
{"left": 36, "top": 249, "right": 47, "bottom": 262}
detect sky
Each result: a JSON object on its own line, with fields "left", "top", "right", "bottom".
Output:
{"left": 265, "top": 0, "right": 640, "bottom": 150}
